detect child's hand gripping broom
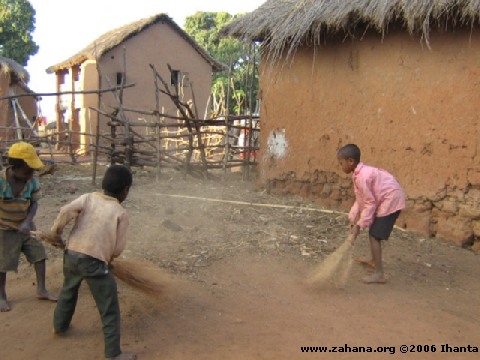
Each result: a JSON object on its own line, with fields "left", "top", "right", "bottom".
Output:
{"left": 306, "top": 235, "right": 355, "bottom": 288}
{"left": 31, "top": 231, "right": 167, "bottom": 297}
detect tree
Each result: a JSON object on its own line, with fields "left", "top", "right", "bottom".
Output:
{"left": 184, "top": 12, "right": 259, "bottom": 115}
{"left": 0, "top": 0, "right": 38, "bottom": 65}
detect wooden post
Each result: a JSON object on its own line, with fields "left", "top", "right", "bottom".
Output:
{"left": 223, "top": 65, "right": 232, "bottom": 178}
{"left": 153, "top": 65, "right": 161, "bottom": 181}
{"left": 92, "top": 108, "right": 101, "bottom": 185}
{"left": 110, "top": 120, "right": 116, "bottom": 166}
{"left": 245, "top": 43, "right": 256, "bottom": 180}
{"left": 156, "top": 123, "right": 160, "bottom": 181}
{"left": 150, "top": 64, "right": 208, "bottom": 179}
{"left": 120, "top": 48, "right": 132, "bottom": 168}
{"left": 94, "top": 45, "right": 103, "bottom": 179}
{"left": 10, "top": 96, "right": 23, "bottom": 140}
{"left": 46, "top": 133, "right": 54, "bottom": 163}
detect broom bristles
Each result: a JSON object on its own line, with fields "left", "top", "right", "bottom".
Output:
{"left": 111, "top": 259, "right": 167, "bottom": 297}
{"left": 307, "top": 238, "right": 353, "bottom": 288}
{"left": 32, "top": 230, "right": 168, "bottom": 297}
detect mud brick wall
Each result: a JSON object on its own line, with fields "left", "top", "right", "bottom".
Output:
{"left": 257, "top": 30, "right": 480, "bottom": 250}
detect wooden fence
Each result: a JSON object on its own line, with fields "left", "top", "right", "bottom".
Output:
{"left": 0, "top": 65, "right": 260, "bottom": 180}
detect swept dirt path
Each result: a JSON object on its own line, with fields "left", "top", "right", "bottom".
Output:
{"left": 1, "top": 165, "right": 479, "bottom": 359}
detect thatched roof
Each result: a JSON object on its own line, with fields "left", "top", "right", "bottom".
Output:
{"left": 224, "top": 0, "right": 480, "bottom": 61}
{"left": 0, "top": 56, "right": 29, "bottom": 83}
{"left": 46, "top": 14, "right": 225, "bottom": 73}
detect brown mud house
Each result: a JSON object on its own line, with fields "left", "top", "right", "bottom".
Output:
{"left": 46, "top": 13, "right": 224, "bottom": 152}
{"left": 0, "top": 56, "right": 38, "bottom": 143}
{"left": 224, "top": 0, "right": 480, "bottom": 248}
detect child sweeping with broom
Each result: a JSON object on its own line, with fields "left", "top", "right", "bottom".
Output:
{"left": 0, "top": 142, "right": 57, "bottom": 312}
{"left": 337, "top": 144, "right": 405, "bottom": 284}
{"left": 50, "top": 165, "right": 136, "bottom": 360}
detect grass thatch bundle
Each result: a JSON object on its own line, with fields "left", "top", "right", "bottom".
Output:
{"left": 223, "top": 0, "right": 480, "bottom": 62}
{"left": 32, "top": 231, "right": 167, "bottom": 297}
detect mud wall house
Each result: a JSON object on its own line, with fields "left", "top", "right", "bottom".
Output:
{"left": 0, "top": 56, "right": 38, "bottom": 143}
{"left": 224, "top": 0, "right": 480, "bottom": 247}
{"left": 46, "top": 14, "right": 224, "bottom": 151}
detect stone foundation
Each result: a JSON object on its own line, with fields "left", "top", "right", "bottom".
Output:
{"left": 266, "top": 171, "right": 479, "bottom": 247}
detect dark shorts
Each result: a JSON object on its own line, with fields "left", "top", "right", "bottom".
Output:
{"left": 0, "top": 229, "right": 47, "bottom": 272}
{"left": 369, "top": 211, "right": 401, "bottom": 241}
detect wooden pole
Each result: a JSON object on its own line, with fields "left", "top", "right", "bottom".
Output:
{"left": 120, "top": 50, "right": 132, "bottom": 168}
{"left": 153, "top": 65, "right": 161, "bottom": 181}
{"left": 223, "top": 66, "right": 232, "bottom": 178}
{"left": 10, "top": 96, "right": 23, "bottom": 140}
{"left": 0, "top": 84, "right": 135, "bottom": 100}
{"left": 150, "top": 64, "right": 206, "bottom": 179}
{"left": 246, "top": 43, "right": 256, "bottom": 180}
{"left": 92, "top": 108, "right": 101, "bottom": 185}
{"left": 93, "top": 43, "right": 102, "bottom": 181}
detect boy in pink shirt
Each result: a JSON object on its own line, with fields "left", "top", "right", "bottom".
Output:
{"left": 337, "top": 144, "right": 405, "bottom": 284}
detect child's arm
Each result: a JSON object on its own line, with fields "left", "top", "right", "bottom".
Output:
{"left": 355, "top": 176, "right": 377, "bottom": 229}
{"left": 348, "top": 201, "right": 360, "bottom": 225}
{"left": 19, "top": 177, "right": 41, "bottom": 235}
{"left": 111, "top": 213, "right": 129, "bottom": 261}
{"left": 18, "top": 201, "right": 38, "bottom": 235}
{"left": 51, "top": 195, "right": 87, "bottom": 236}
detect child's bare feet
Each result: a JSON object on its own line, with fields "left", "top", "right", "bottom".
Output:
{"left": 107, "top": 352, "right": 137, "bottom": 360}
{"left": 362, "top": 273, "right": 386, "bottom": 284}
{"left": 36, "top": 291, "right": 58, "bottom": 302}
{"left": 355, "top": 258, "right": 375, "bottom": 269}
{"left": 0, "top": 299, "right": 11, "bottom": 312}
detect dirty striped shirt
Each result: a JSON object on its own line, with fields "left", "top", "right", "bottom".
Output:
{"left": 0, "top": 167, "right": 41, "bottom": 230}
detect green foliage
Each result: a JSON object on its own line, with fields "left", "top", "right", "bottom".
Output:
{"left": 0, "top": 0, "right": 38, "bottom": 65}
{"left": 184, "top": 12, "right": 259, "bottom": 115}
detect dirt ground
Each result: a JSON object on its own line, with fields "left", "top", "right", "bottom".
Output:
{"left": 1, "top": 163, "right": 480, "bottom": 360}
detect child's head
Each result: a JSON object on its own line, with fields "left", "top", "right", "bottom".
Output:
{"left": 102, "top": 165, "right": 133, "bottom": 203}
{"left": 337, "top": 144, "right": 361, "bottom": 174}
{"left": 8, "top": 142, "right": 44, "bottom": 181}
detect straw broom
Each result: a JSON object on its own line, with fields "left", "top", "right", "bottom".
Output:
{"left": 31, "top": 231, "right": 166, "bottom": 297}
{"left": 306, "top": 237, "right": 354, "bottom": 288}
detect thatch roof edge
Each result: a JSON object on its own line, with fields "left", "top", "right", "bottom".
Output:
{"left": 46, "top": 14, "right": 226, "bottom": 73}
{"left": 223, "top": 0, "right": 480, "bottom": 62}
{"left": 0, "top": 56, "right": 30, "bottom": 83}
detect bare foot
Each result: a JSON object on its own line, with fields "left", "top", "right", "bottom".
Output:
{"left": 0, "top": 299, "right": 11, "bottom": 312}
{"left": 107, "top": 352, "right": 137, "bottom": 360}
{"left": 355, "top": 258, "right": 375, "bottom": 269}
{"left": 36, "top": 291, "right": 58, "bottom": 302}
{"left": 362, "top": 273, "right": 386, "bottom": 284}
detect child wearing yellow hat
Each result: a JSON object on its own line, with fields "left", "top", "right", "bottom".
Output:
{"left": 0, "top": 142, "right": 57, "bottom": 312}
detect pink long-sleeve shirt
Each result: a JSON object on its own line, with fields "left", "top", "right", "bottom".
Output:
{"left": 349, "top": 163, "right": 406, "bottom": 229}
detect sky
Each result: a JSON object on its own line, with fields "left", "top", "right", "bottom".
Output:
{"left": 26, "top": 0, "right": 265, "bottom": 119}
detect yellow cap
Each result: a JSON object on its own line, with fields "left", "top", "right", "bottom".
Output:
{"left": 8, "top": 142, "right": 44, "bottom": 169}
